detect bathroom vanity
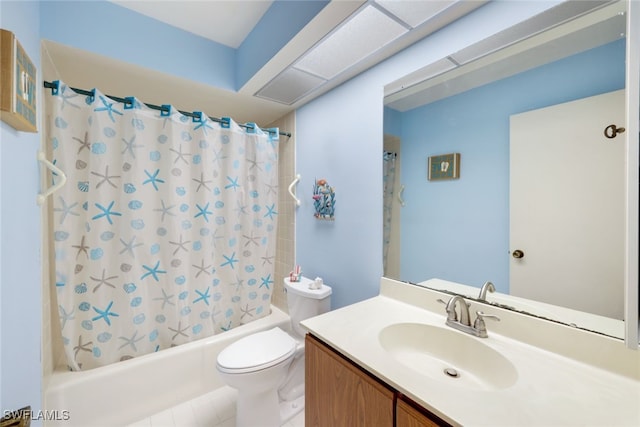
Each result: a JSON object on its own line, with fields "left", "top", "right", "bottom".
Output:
{"left": 305, "top": 333, "right": 447, "bottom": 426}
{"left": 302, "top": 278, "right": 640, "bottom": 426}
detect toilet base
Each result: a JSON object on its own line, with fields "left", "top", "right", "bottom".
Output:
{"left": 235, "top": 391, "right": 304, "bottom": 427}
{"left": 279, "top": 394, "right": 305, "bottom": 425}
{"left": 236, "top": 387, "right": 281, "bottom": 427}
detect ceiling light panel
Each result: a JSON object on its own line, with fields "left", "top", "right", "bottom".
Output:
{"left": 293, "top": 4, "right": 409, "bottom": 80}
{"left": 255, "top": 67, "right": 327, "bottom": 105}
{"left": 375, "top": 0, "right": 456, "bottom": 29}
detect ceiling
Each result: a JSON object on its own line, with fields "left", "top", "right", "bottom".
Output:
{"left": 109, "top": 1, "right": 274, "bottom": 49}
{"left": 384, "top": 0, "right": 624, "bottom": 111}
{"left": 42, "top": 1, "right": 487, "bottom": 126}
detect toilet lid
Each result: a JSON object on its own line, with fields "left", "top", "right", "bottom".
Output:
{"left": 217, "top": 327, "right": 296, "bottom": 373}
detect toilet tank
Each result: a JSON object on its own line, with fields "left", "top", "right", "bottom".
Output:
{"left": 284, "top": 277, "right": 332, "bottom": 339}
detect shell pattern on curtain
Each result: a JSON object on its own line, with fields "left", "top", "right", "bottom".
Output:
{"left": 46, "top": 82, "right": 279, "bottom": 371}
{"left": 383, "top": 151, "right": 397, "bottom": 275}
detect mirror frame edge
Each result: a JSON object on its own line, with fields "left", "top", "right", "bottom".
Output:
{"left": 624, "top": 0, "right": 639, "bottom": 349}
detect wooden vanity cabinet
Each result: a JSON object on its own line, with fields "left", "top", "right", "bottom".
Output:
{"left": 396, "top": 396, "right": 444, "bottom": 427}
{"left": 305, "top": 333, "right": 394, "bottom": 426}
{"left": 305, "top": 334, "right": 451, "bottom": 427}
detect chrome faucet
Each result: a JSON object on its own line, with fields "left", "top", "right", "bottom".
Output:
{"left": 441, "top": 295, "right": 500, "bottom": 338}
{"left": 444, "top": 295, "right": 471, "bottom": 326}
{"left": 478, "top": 281, "right": 495, "bottom": 301}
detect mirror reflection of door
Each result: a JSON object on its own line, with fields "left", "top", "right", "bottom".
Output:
{"left": 509, "top": 89, "right": 625, "bottom": 319}
{"left": 383, "top": 135, "right": 401, "bottom": 278}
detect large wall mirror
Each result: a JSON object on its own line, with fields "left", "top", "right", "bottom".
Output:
{"left": 382, "top": 0, "right": 639, "bottom": 345}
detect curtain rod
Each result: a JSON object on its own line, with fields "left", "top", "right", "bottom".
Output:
{"left": 43, "top": 81, "right": 291, "bottom": 138}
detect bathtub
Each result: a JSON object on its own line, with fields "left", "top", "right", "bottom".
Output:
{"left": 44, "top": 306, "right": 291, "bottom": 426}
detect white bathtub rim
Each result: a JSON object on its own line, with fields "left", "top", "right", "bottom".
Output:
{"left": 49, "top": 306, "right": 290, "bottom": 379}
{"left": 45, "top": 305, "right": 291, "bottom": 426}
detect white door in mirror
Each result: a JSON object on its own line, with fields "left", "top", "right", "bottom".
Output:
{"left": 509, "top": 89, "right": 625, "bottom": 319}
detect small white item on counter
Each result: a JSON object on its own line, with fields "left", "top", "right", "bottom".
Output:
{"left": 309, "top": 277, "right": 323, "bottom": 290}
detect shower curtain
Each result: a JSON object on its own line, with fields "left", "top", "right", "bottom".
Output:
{"left": 383, "top": 151, "right": 397, "bottom": 275}
{"left": 46, "top": 82, "right": 279, "bottom": 371}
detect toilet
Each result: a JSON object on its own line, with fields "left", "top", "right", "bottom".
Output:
{"left": 216, "top": 276, "right": 332, "bottom": 427}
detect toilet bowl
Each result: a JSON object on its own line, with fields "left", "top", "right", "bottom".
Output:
{"left": 217, "top": 327, "right": 297, "bottom": 427}
{"left": 216, "top": 276, "right": 332, "bottom": 427}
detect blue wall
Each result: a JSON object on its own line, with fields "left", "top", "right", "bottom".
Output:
{"left": 40, "top": 0, "right": 237, "bottom": 90}
{"left": 0, "top": 0, "right": 43, "bottom": 420}
{"left": 297, "top": 75, "right": 385, "bottom": 308}
{"left": 35, "top": 0, "right": 567, "bottom": 313}
{"left": 0, "top": 0, "right": 567, "bottom": 410}
{"left": 295, "top": 1, "right": 565, "bottom": 308}
{"left": 40, "top": 0, "right": 325, "bottom": 92}
{"left": 0, "top": 0, "right": 324, "bottom": 414}
{"left": 237, "top": 1, "right": 329, "bottom": 89}
{"left": 391, "top": 39, "right": 625, "bottom": 293}
{"left": 383, "top": 106, "right": 402, "bottom": 138}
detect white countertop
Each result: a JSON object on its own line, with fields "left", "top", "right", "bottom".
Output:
{"left": 301, "top": 278, "right": 640, "bottom": 426}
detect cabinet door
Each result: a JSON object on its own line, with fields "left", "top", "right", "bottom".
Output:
{"left": 396, "top": 397, "right": 445, "bottom": 427}
{"left": 305, "top": 334, "right": 394, "bottom": 427}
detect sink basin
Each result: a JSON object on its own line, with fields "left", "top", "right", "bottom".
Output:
{"left": 378, "top": 323, "right": 518, "bottom": 391}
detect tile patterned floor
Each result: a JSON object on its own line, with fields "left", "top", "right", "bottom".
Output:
{"left": 126, "top": 386, "right": 305, "bottom": 427}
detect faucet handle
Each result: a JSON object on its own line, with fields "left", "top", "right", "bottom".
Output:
{"left": 474, "top": 311, "right": 500, "bottom": 337}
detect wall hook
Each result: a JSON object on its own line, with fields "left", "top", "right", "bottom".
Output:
{"left": 398, "top": 184, "right": 405, "bottom": 207}
{"left": 37, "top": 150, "right": 67, "bottom": 205}
{"left": 288, "top": 174, "right": 301, "bottom": 206}
{"left": 604, "top": 124, "right": 626, "bottom": 139}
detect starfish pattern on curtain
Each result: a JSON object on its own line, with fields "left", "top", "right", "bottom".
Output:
{"left": 46, "top": 82, "right": 279, "bottom": 371}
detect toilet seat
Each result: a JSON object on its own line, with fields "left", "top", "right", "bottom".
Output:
{"left": 217, "top": 327, "right": 296, "bottom": 374}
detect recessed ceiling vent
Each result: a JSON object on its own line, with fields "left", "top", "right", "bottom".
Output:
{"left": 376, "top": 0, "right": 456, "bottom": 28}
{"left": 253, "top": 0, "right": 487, "bottom": 106}
{"left": 255, "top": 3, "right": 409, "bottom": 105}
{"left": 255, "top": 68, "right": 326, "bottom": 105}
{"left": 294, "top": 5, "right": 408, "bottom": 80}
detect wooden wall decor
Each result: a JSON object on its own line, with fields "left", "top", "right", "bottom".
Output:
{"left": 1, "top": 29, "right": 37, "bottom": 133}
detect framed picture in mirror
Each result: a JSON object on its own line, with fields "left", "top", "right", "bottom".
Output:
{"left": 428, "top": 153, "right": 460, "bottom": 181}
